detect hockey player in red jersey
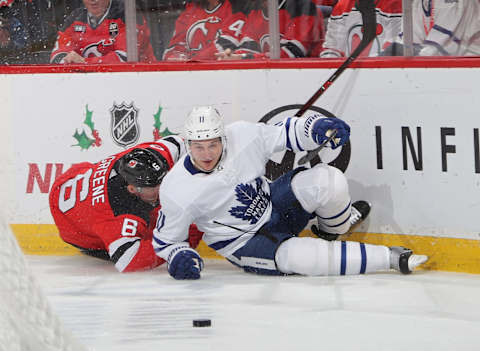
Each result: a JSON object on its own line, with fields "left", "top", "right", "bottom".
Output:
{"left": 162, "top": 0, "right": 251, "bottom": 61}
{"left": 49, "top": 136, "right": 203, "bottom": 272}
{"left": 317, "top": 0, "right": 402, "bottom": 58}
{"left": 216, "top": 0, "right": 324, "bottom": 60}
{"left": 50, "top": 0, "right": 156, "bottom": 64}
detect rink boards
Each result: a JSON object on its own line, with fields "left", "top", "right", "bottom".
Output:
{"left": 1, "top": 60, "right": 479, "bottom": 273}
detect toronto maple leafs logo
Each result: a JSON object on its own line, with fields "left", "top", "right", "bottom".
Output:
{"left": 229, "top": 178, "right": 270, "bottom": 224}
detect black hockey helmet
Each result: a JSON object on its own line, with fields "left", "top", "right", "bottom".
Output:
{"left": 117, "top": 148, "right": 169, "bottom": 187}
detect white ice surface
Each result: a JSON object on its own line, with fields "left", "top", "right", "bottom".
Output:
{"left": 27, "top": 256, "right": 480, "bottom": 351}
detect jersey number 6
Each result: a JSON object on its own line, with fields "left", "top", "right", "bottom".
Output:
{"left": 58, "top": 169, "right": 93, "bottom": 213}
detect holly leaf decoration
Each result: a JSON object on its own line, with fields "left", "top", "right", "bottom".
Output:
{"left": 153, "top": 105, "right": 163, "bottom": 130}
{"left": 73, "top": 130, "right": 95, "bottom": 150}
{"left": 160, "top": 127, "right": 176, "bottom": 137}
{"left": 83, "top": 105, "right": 95, "bottom": 132}
{"left": 153, "top": 105, "right": 176, "bottom": 138}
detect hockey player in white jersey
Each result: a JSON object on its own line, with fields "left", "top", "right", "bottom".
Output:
{"left": 383, "top": 0, "right": 480, "bottom": 56}
{"left": 152, "top": 106, "right": 428, "bottom": 279}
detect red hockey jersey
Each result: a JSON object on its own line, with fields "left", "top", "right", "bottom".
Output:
{"left": 50, "top": 0, "right": 155, "bottom": 64}
{"left": 234, "top": 0, "right": 324, "bottom": 59}
{"left": 163, "top": 0, "right": 250, "bottom": 60}
{"left": 49, "top": 137, "right": 203, "bottom": 272}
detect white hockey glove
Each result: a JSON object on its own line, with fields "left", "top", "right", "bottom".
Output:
{"left": 311, "top": 117, "right": 350, "bottom": 149}
{"left": 167, "top": 247, "right": 203, "bottom": 280}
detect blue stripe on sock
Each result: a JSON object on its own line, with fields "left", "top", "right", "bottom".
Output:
{"left": 360, "top": 243, "right": 367, "bottom": 274}
{"left": 340, "top": 241, "right": 346, "bottom": 275}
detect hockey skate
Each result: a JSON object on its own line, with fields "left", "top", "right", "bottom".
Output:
{"left": 311, "top": 200, "right": 371, "bottom": 241}
{"left": 389, "top": 246, "right": 428, "bottom": 274}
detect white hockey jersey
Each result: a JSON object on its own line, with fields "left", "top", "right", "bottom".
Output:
{"left": 319, "top": 0, "right": 403, "bottom": 57}
{"left": 407, "top": 0, "right": 480, "bottom": 56}
{"left": 152, "top": 116, "right": 321, "bottom": 260}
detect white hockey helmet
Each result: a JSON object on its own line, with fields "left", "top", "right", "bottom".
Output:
{"left": 184, "top": 106, "right": 227, "bottom": 171}
{"left": 184, "top": 106, "right": 225, "bottom": 141}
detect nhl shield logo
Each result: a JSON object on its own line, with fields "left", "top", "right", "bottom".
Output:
{"left": 110, "top": 102, "right": 140, "bottom": 147}
{"left": 109, "top": 22, "right": 119, "bottom": 38}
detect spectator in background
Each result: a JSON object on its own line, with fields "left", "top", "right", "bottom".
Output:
{"left": 0, "top": 15, "right": 28, "bottom": 62}
{"left": 51, "top": 0, "right": 155, "bottom": 64}
{"left": 0, "top": 1, "right": 29, "bottom": 64}
{"left": 382, "top": 0, "right": 480, "bottom": 56}
{"left": 162, "top": 0, "right": 251, "bottom": 61}
{"left": 216, "top": 0, "right": 324, "bottom": 60}
{"left": 318, "top": 0, "right": 402, "bottom": 58}
{"left": 0, "top": 0, "right": 60, "bottom": 64}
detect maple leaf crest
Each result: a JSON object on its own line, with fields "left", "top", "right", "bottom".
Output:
{"left": 229, "top": 178, "right": 270, "bottom": 224}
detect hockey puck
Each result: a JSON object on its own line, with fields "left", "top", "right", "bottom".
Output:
{"left": 193, "top": 319, "right": 211, "bottom": 327}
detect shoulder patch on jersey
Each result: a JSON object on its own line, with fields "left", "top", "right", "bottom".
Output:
{"left": 74, "top": 24, "right": 86, "bottom": 32}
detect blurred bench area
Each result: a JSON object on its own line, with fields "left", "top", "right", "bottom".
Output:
{"left": 0, "top": 0, "right": 478, "bottom": 65}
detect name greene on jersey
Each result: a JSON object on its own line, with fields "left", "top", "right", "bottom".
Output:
{"left": 49, "top": 137, "right": 204, "bottom": 273}
{"left": 91, "top": 155, "right": 115, "bottom": 206}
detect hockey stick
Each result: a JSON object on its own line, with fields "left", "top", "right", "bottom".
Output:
{"left": 297, "top": 130, "right": 337, "bottom": 165}
{"left": 297, "top": 0, "right": 377, "bottom": 165}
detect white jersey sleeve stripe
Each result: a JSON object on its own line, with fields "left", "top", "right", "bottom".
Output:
{"left": 114, "top": 240, "right": 141, "bottom": 272}
{"left": 108, "top": 237, "right": 140, "bottom": 256}
{"left": 108, "top": 237, "right": 141, "bottom": 272}
{"left": 159, "top": 135, "right": 185, "bottom": 162}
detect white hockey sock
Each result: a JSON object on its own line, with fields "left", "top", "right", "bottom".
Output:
{"left": 275, "top": 237, "right": 390, "bottom": 276}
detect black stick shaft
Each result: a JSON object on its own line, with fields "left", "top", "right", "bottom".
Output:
{"left": 298, "top": 130, "right": 337, "bottom": 165}
{"left": 295, "top": 0, "right": 377, "bottom": 118}
{"left": 295, "top": 0, "right": 376, "bottom": 166}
